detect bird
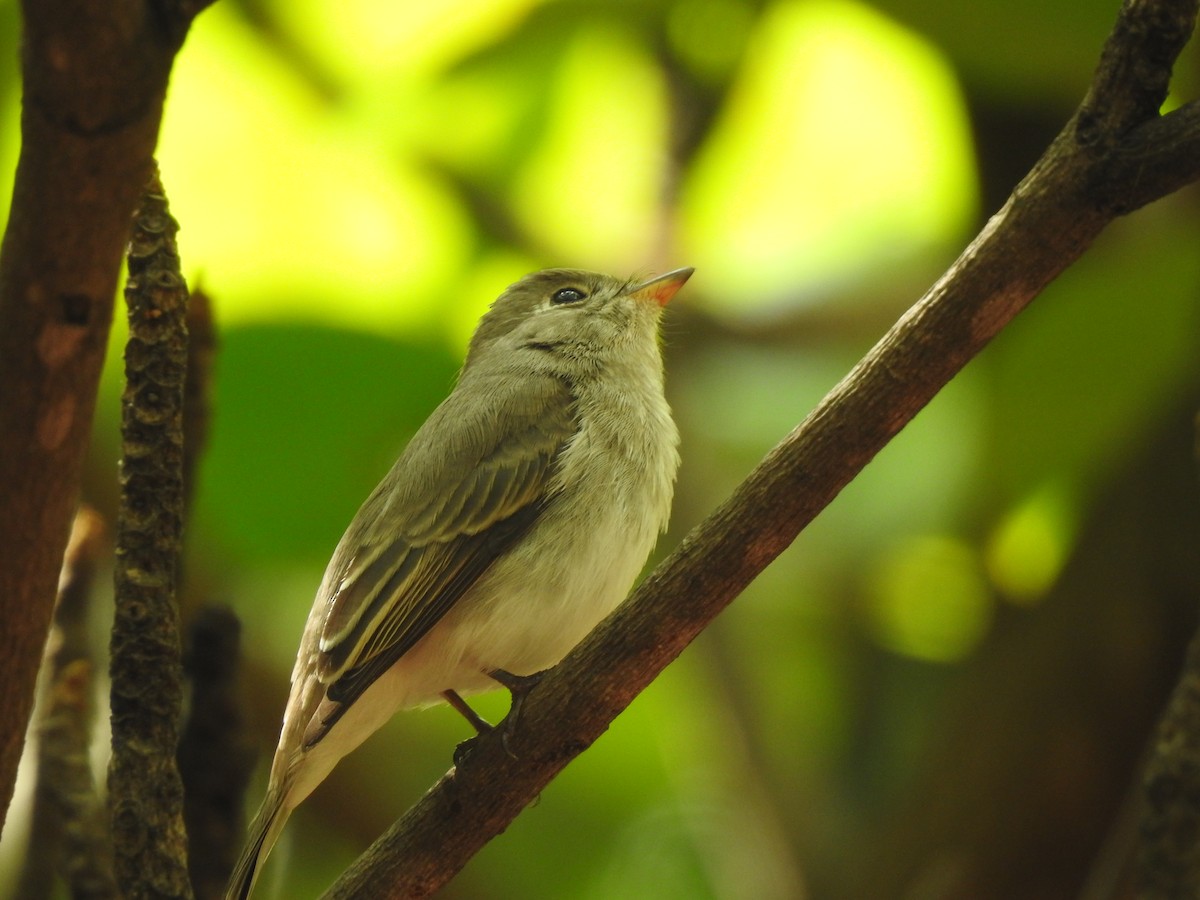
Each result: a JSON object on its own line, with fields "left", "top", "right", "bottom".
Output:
{"left": 226, "top": 266, "right": 691, "bottom": 898}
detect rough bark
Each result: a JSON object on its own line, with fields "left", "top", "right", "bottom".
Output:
{"left": 108, "top": 170, "right": 192, "bottom": 899}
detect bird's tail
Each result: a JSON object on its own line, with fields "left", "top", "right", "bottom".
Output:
{"left": 225, "top": 784, "right": 291, "bottom": 900}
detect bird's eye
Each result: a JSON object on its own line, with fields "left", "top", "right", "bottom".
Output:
{"left": 551, "top": 287, "right": 587, "bottom": 305}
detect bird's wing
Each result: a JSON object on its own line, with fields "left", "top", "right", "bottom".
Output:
{"left": 304, "top": 372, "right": 577, "bottom": 745}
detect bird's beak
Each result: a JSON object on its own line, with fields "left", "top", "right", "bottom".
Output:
{"left": 627, "top": 267, "right": 694, "bottom": 307}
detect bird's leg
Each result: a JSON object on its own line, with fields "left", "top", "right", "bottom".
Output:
{"left": 444, "top": 689, "right": 494, "bottom": 770}
{"left": 443, "top": 689, "right": 493, "bottom": 734}
{"left": 447, "top": 670, "right": 547, "bottom": 765}
{"left": 488, "top": 668, "right": 548, "bottom": 757}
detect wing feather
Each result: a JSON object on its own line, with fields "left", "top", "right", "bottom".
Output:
{"left": 304, "top": 372, "right": 576, "bottom": 745}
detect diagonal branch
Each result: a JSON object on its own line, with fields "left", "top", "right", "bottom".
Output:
{"left": 0, "top": 0, "right": 215, "bottom": 827}
{"left": 324, "top": 0, "right": 1200, "bottom": 896}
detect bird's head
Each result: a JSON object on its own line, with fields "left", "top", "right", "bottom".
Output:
{"left": 464, "top": 267, "right": 692, "bottom": 370}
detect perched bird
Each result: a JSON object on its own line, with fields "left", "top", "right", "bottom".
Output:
{"left": 227, "top": 266, "right": 691, "bottom": 898}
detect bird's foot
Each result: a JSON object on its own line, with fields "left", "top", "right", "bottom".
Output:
{"left": 488, "top": 668, "right": 548, "bottom": 759}
{"left": 444, "top": 689, "right": 494, "bottom": 771}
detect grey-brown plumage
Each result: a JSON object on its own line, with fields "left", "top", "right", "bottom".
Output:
{"left": 226, "top": 267, "right": 690, "bottom": 899}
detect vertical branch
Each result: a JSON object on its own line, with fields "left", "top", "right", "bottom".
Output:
{"left": 16, "top": 508, "right": 116, "bottom": 900}
{"left": 31, "top": 662, "right": 119, "bottom": 900}
{"left": 1136, "top": 624, "right": 1200, "bottom": 896}
{"left": 174, "top": 285, "right": 255, "bottom": 898}
{"left": 178, "top": 607, "right": 255, "bottom": 900}
{"left": 109, "top": 169, "right": 193, "bottom": 899}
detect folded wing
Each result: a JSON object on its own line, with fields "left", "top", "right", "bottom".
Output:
{"left": 304, "top": 373, "right": 577, "bottom": 746}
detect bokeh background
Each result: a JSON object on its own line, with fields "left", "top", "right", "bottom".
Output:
{"left": 1, "top": 0, "right": 1199, "bottom": 897}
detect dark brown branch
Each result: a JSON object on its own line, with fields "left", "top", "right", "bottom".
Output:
{"left": 29, "top": 662, "right": 119, "bottom": 900}
{"left": 1134, "top": 410, "right": 1200, "bottom": 898}
{"left": 16, "top": 508, "right": 116, "bottom": 900}
{"left": 175, "top": 288, "right": 245, "bottom": 900}
{"left": 1098, "top": 100, "right": 1200, "bottom": 211}
{"left": 108, "top": 170, "right": 193, "bottom": 899}
{"left": 1136, "top": 625, "right": 1200, "bottom": 897}
{"left": 0, "top": 0, "right": 213, "bottom": 827}
{"left": 1078, "top": 0, "right": 1195, "bottom": 137}
{"left": 178, "top": 607, "right": 256, "bottom": 900}
{"left": 325, "top": 1, "right": 1200, "bottom": 896}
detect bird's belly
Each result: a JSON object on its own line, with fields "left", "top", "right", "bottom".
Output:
{"left": 460, "top": 499, "right": 656, "bottom": 677}
{"left": 370, "top": 498, "right": 657, "bottom": 709}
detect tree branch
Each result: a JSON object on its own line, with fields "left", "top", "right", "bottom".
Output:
{"left": 1099, "top": 100, "right": 1200, "bottom": 211}
{"left": 1132, "top": 625, "right": 1200, "bottom": 897}
{"left": 324, "top": 0, "right": 1200, "bottom": 895}
{"left": 0, "top": 0, "right": 214, "bottom": 827}
{"left": 108, "top": 169, "right": 193, "bottom": 899}
{"left": 179, "top": 607, "right": 256, "bottom": 900}
{"left": 1133, "top": 415, "right": 1200, "bottom": 898}
{"left": 16, "top": 508, "right": 115, "bottom": 900}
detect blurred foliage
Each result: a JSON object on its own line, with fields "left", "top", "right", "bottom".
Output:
{"left": 1, "top": 0, "right": 1198, "bottom": 898}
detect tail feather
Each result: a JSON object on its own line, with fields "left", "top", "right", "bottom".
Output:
{"left": 226, "top": 785, "right": 291, "bottom": 900}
